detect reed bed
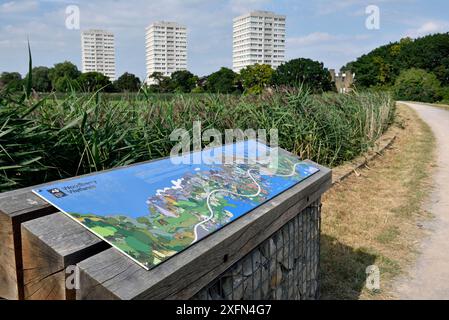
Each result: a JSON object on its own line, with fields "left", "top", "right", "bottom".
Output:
{"left": 0, "top": 88, "right": 395, "bottom": 192}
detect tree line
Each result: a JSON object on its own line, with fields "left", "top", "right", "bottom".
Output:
{"left": 0, "top": 62, "right": 141, "bottom": 94}
{"left": 0, "top": 57, "right": 335, "bottom": 95}
{"left": 345, "top": 32, "right": 449, "bottom": 103}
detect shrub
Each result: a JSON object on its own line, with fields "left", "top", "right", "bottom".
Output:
{"left": 439, "top": 86, "right": 449, "bottom": 103}
{"left": 394, "top": 68, "right": 442, "bottom": 102}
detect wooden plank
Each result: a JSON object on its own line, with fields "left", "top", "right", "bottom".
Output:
{"left": 0, "top": 145, "right": 187, "bottom": 300}
{"left": 0, "top": 191, "right": 57, "bottom": 300}
{"left": 21, "top": 213, "right": 110, "bottom": 300}
{"left": 76, "top": 161, "right": 331, "bottom": 300}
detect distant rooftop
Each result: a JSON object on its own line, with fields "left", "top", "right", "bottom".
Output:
{"left": 233, "top": 10, "right": 286, "bottom": 21}
{"left": 146, "top": 21, "right": 186, "bottom": 30}
{"left": 81, "top": 29, "right": 113, "bottom": 35}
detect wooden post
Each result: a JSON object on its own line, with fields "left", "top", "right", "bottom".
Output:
{"left": 76, "top": 162, "right": 331, "bottom": 300}
{"left": 0, "top": 190, "right": 56, "bottom": 300}
{"left": 21, "top": 213, "right": 110, "bottom": 300}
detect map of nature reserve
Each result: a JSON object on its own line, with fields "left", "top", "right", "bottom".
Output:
{"left": 33, "top": 140, "right": 319, "bottom": 269}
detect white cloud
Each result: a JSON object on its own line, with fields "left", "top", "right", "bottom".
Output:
{"left": 315, "top": 0, "right": 360, "bottom": 15}
{"left": 288, "top": 32, "right": 337, "bottom": 46}
{"left": 0, "top": 0, "right": 242, "bottom": 76}
{"left": 405, "top": 20, "right": 449, "bottom": 38}
{"left": 314, "top": 0, "right": 414, "bottom": 16}
{"left": 229, "top": 0, "right": 272, "bottom": 14}
{"left": 288, "top": 32, "right": 370, "bottom": 46}
{"left": 0, "top": 1, "right": 38, "bottom": 14}
{"left": 287, "top": 32, "right": 374, "bottom": 70}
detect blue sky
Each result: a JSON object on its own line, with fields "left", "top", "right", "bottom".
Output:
{"left": 1, "top": 0, "right": 448, "bottom": 80}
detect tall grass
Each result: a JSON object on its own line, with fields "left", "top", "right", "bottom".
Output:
{"left": 0, "top": 87, "right": 395, "bottom": 192}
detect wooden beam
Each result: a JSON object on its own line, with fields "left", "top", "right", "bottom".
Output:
{"left": 76, "top": 161, "right": 331, "bottom": 300}
{"left": 0, "top": 153, "right": 175, "bottom": 300}
{"left": 21, "top": 213, "right": 110, "bottom": 300}
{"left": 0, "top": 191, "right": 56, "bottom": 300}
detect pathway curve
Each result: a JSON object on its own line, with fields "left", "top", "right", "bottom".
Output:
{"left": 395, "top": 102, "right": 449, "bottom": 299}
{"left": 192, "top": 162, "right": 302, "bottom": 243}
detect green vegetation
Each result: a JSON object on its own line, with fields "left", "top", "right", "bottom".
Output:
{"left": 272, "top": 58, "right": 335, "bottom": 93}
{"left": 169, "top": 70, "right": 199, "bottom": 93}
{"left": 147, "top": 59, "right": 333, "bottom": 95}
{"left": 345, "top": 32, "right": 449, "bottom": 103}
{"left": 204, "top": 67, "right": 239, "bottom": 94}
{"left": 0, "top": 86, "right": 395, "bottom": 192}
{"left": 394, "top": 68, "right": 442, "bottom": 102}
{"left": 239, "top": 64, "right": 274, "bottom": 94}
{"left": 321, "top": 104, "right": 436, "bottom": 299}
{"left": 24, "top": 67, "right": 51, "bottom": 92}
{"left": 78, "top": 72, "right": 112, "bottom": 93}
{"left": 115, "top": 72, "right": 141, "bottom": 92}
{"left": 0, "top": 60, "right": 140, "bottom": 94}
{"left": 0, "top": 72, "right": 23, "bottom": 92}
{"left": 1, "top": 56, "right": 335, "bottom": 95}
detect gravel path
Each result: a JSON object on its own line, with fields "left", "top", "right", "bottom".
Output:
{"left": 395, "top": 102, "right": 449, "bottom": 299}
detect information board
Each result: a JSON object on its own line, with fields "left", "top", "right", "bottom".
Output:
{"left": 33, "top": 141, "right": 319, "bottom": 270}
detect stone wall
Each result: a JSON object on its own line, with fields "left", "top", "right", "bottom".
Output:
{"left": 193, "top": 199, "right": 321, "bottom": 300}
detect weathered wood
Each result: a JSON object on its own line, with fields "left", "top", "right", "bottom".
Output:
{"left": 21, "top": 213, "right": 110, "bottom": 300}
{"left": 76, "top": 161, "right": 331, "bottom": 300}
{"left": 0, "top": 191, "right": 56, "bottom": 300}
{"left": 0, "top": 152, "right": 184, "bottom": 299}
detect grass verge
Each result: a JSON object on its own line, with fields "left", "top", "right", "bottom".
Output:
{"left": 319, "top": 103, "right": 436, "bottom": 300}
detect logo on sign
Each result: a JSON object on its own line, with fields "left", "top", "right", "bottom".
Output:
{"left": 48, "top": 188, "right": 67, "bottom": 198}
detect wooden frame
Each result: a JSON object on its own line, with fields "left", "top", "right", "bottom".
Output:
{"left": 0, "top": 189, "right": 56, "bottom": 299}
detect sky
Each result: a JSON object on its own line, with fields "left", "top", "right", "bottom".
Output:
{"left": 1, "top": 0, "right": 449, "bottom": 80}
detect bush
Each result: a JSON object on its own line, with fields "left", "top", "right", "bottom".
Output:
{"left": 0, "top": 72, "right": 23, "bottom": 91}
{"left": 439, "top": 86, "right": 449, "bottom": 103}
{"left": 394, "top": 68, "right": 442, "bottom": 102}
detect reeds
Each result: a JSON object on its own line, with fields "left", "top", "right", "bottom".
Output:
{"left": 0, "top": 87, "right": 395, "bottom": 192}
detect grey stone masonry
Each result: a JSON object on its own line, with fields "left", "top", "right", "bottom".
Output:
{"left": 193, "top": 198, "right": 321, "bottom": 300}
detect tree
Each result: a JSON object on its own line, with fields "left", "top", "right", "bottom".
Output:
{"left": 115, "top": 72, "right": 141, "bottom": 92}
{"left": 272, "top": 58, "right": 334, "bottom": 92}
{"left": 54, "top": 76, "right": 77, "bottom": 93}
{"left": 394, "top": 68, "right": 442, "bottom": 103}
{"left": 345, "top": 33, "right": 449, "bottom": 88}
{"left": 78, "top": 72, "right": 112, "bottom": 92}
{"left": 148, "top": 72, "right": 172, "bottom": 93}
{"left": 49, "top": 61, "right": 81, "bottom": 90}
{"left": 0, "top": 72, "right": 23, "bottom": 91}
{"left": 434, "top": 56, "right": 449, "bottom": 86}
{"left": 206, "top": 67, "right": 238, "bottom": 93}
{"left": 239, "top": 64, "right": 274, "bottom": 94}
{"left": 170, "top": 70, "right": 198, "bottom": 93}
{"left": 24, "top": 66, "right": 51, "bottom": 92}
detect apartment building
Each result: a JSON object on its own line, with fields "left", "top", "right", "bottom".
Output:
{"left": 232, "top": 11, "right": 286, "bottom": 72}
{"left": 145, "top": 21, "right": 187, "bottom": 84}
{"left": 81, "top": 29, "right": 116, "bottom": 81}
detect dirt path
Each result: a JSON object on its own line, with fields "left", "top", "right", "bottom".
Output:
{"left": 395, "top": 102, "right": 449, "bottom": 299}
{"left": 320, "top": 103, "right": 434, "bottom": 300}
